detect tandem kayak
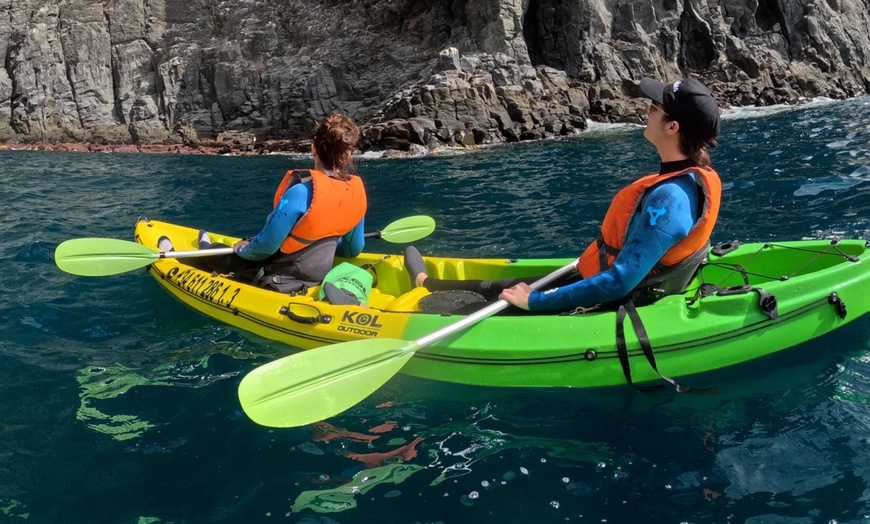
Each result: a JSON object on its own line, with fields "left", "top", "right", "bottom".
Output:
{"left": 135, "top": 219, "right": 870, "bottom": 389}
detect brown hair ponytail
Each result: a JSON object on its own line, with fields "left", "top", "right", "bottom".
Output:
{"left": 677, "top": 134, "right": 716, "bottom": 167}
{"left": 659, "top": 112, "right": 716, "bottom": 167}
{"left": 313, "top": 114, "right": 360, "bottom": 180}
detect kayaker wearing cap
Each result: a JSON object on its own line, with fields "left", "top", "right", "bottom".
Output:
{"left": 405, "top": 77, "right": 722, "bottom": 312}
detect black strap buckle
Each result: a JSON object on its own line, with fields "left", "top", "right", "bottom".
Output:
{"left": 829, "top": 293, "right": 848, "bottom": 319}
{"left": 756, "top": 288, "right": 778, "bottom": 320}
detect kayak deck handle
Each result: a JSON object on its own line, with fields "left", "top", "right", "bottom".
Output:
{"left": 280, "top": 306, "right": 333, "bottom": 325}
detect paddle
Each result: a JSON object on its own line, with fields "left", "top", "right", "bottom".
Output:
{"left": 55, "top": 239, "right": 233, "bottom": 277}
{"left": 55, "top": 215, "right": 436, "bottom": 277}
{"left": 364, "top": 215, "right": 435, "bottom": 243}
{"left": 237, "top": 258, "right": 580, "bottom": 428}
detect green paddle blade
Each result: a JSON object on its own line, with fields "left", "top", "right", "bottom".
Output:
{"left": 238, "top": 338, "right": 418, "bottom": 427}
{"left": 237, "top": 258, "right": 580, "bottom": 428}
{"left": 377, "top": 215, "right": 435, "bottom": 243}
{"left": 55, "top": 238, "right": 160, "bottom": 276}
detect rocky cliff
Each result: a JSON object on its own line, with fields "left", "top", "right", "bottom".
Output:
{"left": 1, "top": 0, "right": 869, "bottom": 153}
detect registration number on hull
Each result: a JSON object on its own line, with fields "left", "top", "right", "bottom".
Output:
{"left": 166, "top": 267, "right": 241, "bottom": 308}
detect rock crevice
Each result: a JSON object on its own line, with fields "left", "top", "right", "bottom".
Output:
{"left": 0, "top": 0, "right": 868, "bottom": 153}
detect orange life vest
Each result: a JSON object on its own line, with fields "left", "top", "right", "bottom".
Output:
{"left": 577, "top": 166, "right": 721, "bottom": 278}
{"left": 272, "top": 169, "right": 367, "bottom": 255}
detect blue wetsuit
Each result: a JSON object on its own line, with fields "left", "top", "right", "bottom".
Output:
{"left": 186, "top": 177, "right": 366, "bottom": 285}
{"left": 528, "top": 160, "right": 701, "bottom": 312}
{"left": 237, "top": 178, "right": 366, "bottom": 261}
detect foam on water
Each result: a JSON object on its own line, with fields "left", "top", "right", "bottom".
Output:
{"left": 721, "top": 97, "right": 840, "bottom": 120}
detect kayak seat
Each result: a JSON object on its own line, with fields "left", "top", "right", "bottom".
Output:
{"left": 305, "top": 284, "right": 395, "bottom": 309}
{"left": 366, "top": 288, "right": 397, "bottom": 309}
{"left": 383, "top": 287, "right": 431, "bottom": 312}
{"left": 431, "top": 260, "right": 468, "bottom": 280}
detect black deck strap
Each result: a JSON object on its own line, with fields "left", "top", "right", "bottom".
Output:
{"left": 734, "top": 265, "right": 751, "bottom": 285}
{"left": 615, "top": 303, "right": 634, "bottom": 386}
{"left": 623, "top": 301, "right": 673, "bottom": 388}
{"left": 698, "top": 283, "right": 719, "bottom": 298}
{"left": 617, "top": 300, "right": 718, "bottom": 394}
{"left": 827, "top": 238, "right": 861, "bottom": 262}
{"left": 616, "top": 303, "right": 664, "bottom": 392}
{"left": 686, "top": 263, "right": 716, "bottom": 303}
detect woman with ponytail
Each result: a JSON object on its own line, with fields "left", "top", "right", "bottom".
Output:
{"left": 160, "top": 114, "right": 368, "bottom": 288}
{"left": 404, "top": 77, "right": 722, "bottom": 313}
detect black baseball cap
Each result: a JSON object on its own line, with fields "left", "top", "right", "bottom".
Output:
{"left": 640, "top": 77, "right": 720, "bottom": 143}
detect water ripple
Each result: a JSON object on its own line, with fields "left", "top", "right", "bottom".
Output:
{"left": 4, "top": 97, "right": 870, "bottom": 522}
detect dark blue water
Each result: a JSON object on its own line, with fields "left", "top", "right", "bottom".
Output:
{"left": 4, "top": 98, "right": 870, "bottom": 523}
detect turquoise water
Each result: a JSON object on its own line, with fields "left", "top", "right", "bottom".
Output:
{"left": 4, "top": 98, "right": 870, "bottom": 523}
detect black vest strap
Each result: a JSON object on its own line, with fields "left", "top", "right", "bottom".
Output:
{"left": 595, "top": 234, "right": 608, "bottom": 273}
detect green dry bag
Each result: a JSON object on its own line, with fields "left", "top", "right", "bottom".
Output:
{"left": 317, "top": 262, "right": 373, "bottom": 305}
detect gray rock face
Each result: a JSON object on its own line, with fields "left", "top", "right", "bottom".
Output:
{"left": 2, "top": 0, "right": 870, "bottom": 151}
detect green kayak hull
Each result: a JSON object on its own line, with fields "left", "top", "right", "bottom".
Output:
{"left": 136, "top": 220, "right": 870, "bottom": 389}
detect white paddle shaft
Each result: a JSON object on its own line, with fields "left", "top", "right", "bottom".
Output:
{"left": 415, "top": 258, "right": 580, "bottom": 349}
{"left": 161, "top": 247, "right": 235, "bottom": 259}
